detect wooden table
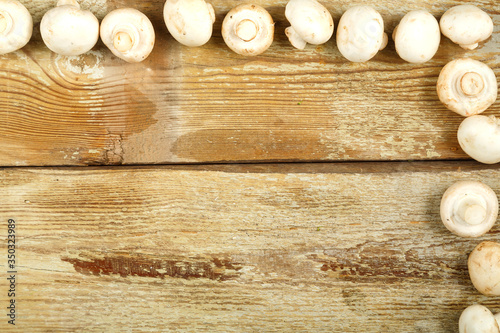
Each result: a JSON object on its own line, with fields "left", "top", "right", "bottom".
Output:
{"left": 1, "top": 0, "right": 499, "bottom": 331}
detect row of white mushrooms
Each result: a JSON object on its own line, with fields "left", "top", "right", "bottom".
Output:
{"left": 0, "top": 1, "right": 495, "bottom": 63}
{"left": 434, "top": 9, "right": 497, "bottom": 322}
{"left": 440, "top": 180, "right": 500, "bottom": 331}
{"left": 437, "top": 58, "right": 500, "bottom": 165}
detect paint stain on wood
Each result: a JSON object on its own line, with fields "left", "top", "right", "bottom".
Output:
{"left": 62, "top": 254, "right": 243, "bottom": 281}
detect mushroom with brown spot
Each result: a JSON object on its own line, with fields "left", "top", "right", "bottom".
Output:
{"left": 336, "top": 5, "right": 387, "bottom": 62}
{"left": 284, "top": 0, "right": 334, "bottom": 50}
{"left": 468, "top": 241, "right": 500, "bottom": 296}
{"left": 163, "top": 0, "right": 215, "bottom": 47}
{"left": 101, "top": 8, "right": 155, "bottom": 63}
{"left": 457, "top": 115, "right": 500, "bottom": 164}
{"left": 437, "top": 58, "right": 497, "bottom": 117}
{"left": 222, "top": 4, "right": 274, "bottom": 56}
{"left": 440, "top": 5, "right": 493, "bottom": 50}
{"left": 40, "top": 0, "right": 99, "bottom": 56}
{"left": 440, "top": 180, "right": 498, "bottom": 237}
{"left": 0, "top": 0, "right": 33, "bottom": 55}
{"left": 459, "top": 304, "right": 500, "bottom": 333}
{"left": 393, "top": 10, "right": 440, "bottom": 63}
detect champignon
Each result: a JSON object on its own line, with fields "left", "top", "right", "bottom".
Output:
{"left": 222, "top": 4, "right": 274, "bottom": 56}
{"left": 440, "top": 5, "right": 493, "bottom": 50}
{"left": 101, "top": 8, "right": 155, "bottom": 63}
{"left": 40, "top": 0, "right": 99, "bottom": 56}
{"left": 284, "top": 0, "right": 333, "bottom": 50}
{"left": 468, "top": 241, "right": 500, "bottom": 296}
{"left": 437, "top": 58, "right": 497, "bottom": 117}
{"left": 0, "top": 0, "right": 32, "bottom": 55}
{"left": 457, "top": 115, "right": 500, "bottom": 164}
{"left": 336, "top": 5, "right": 387, "bottom": 62}
{"left": 393, "top": 10, "right": 440, "bottom": 63}
{"left": 163, "top": 0, "right": 215, "bottom": 47}
{"left": 440, "top": 180, "right": 498, "bottom": 238}
{"left": 459, "top": 304, "right": 500, "bottom": 333}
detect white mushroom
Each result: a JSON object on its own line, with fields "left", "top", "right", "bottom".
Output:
{"left": 459, "top": 304, "right": 500, "bottom": 333}
{"left": 440, "top": 5, "right": 493, "bottom": 50}
{"left": 336, "top": 6, "right": 387, "bottom": 62}
{"left": 163, "top": 0, "right": 215, "bottom": 47}
{"left": 468, "top": 241, "right": 500, "bottom": 296}
{"left": 100, "top": 8, "right": 155, "bottom": 63}
{"left": 495, "top": 313, "right": 500, "bottom": 329}
{"left": 440, "top": 181, "right": 498, "bottom": 238}
{"left": 393, "top": 10, "right": 440, "bottom": 63}
{"left": 457, "top": 115, "right": 500, "bottom": 164}
{"left": 284, "top": 0, "right": 333, "bottom": 50}
{"left": 40, "top": 0, "right": 99, "bottom": 56}
{"left": 222, "top": 4, "right": 274, "bottom": 56}
{"left": 0, "top": 0, "right": 32, "bottom": 55}
{"left": 437, "top": 58, "right": 497, "bottom": 117}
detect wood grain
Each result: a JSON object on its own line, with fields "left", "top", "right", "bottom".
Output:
{"left": 0, "top": 162, "right": 499, "bottom": 331}
{"left": 0, "top": 1, "right": 497, "bottom": 166}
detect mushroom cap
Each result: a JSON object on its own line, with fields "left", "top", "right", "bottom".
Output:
{"left": 459, "top": 304, "right": 500, "bottom": 333}
{"left": 0, "top": 0, "right": 32, "bottom": 55}
{"left": 394, "top": 10, "right": 440, "bottom": 63}
{"left": 284, "top": 0, "right": 333, "bottom": 49}
{"left": 101, "top": 8, "right": 155, "bottom": 63}
{"left": 495, "top": 313, "right": 500, "bottom": 329}
{"left": 163, "top": 0, "right": 215, "bottom": 47}
{"left": 222, "top": 4, "right": 274, "bottom": 56}
{"left": 457, "top": 115, "right": 500, "bottom": 164}
{"left": 440, "top": 180, "right": 498, "bottom": 238}
{"left": 440, "top": 5, "right": 493, "bottom": 50}
{"left": 40, "top": 2, "right": 99, "bottom": 56}
{"left": 437, "top": 59, "right": 497, "bottom": 117}
{"left": 468, "top": 241, "right": 500, "bottom": 296}
{"left": 336, "top": 5, "right": 385, "bottom": 62}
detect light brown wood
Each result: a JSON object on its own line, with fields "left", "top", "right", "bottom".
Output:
{"left": 0, "top": 162, "right": 499, "bottom": 331}
{"left": 0, "top": 1, "right": 498, "bottom": 166}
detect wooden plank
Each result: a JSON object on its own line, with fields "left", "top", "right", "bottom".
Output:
{"left": 0, "top": 162, "right": 499, "bottom": 331}
{"left": 1, "top": 1, "right": 500, "bottom": 166}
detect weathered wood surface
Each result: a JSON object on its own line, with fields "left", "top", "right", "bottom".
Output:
{"left": 0, "top": 1, "right": 498, "bottom": 166}
{"left": 0, "top": 162, "right": 499, "bottom": 332}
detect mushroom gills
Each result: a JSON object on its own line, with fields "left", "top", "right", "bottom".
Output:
{"left": 221, "top": 4, "right": 274, "bottom": 56}
{"left": 440, "top": 180, "right": 498, "bottom": 237}
{"left": 437, "top": 58, "right": 497, "bottom": 117}
{"left": 100, "top": 8, "right": 155, "bottom": 63}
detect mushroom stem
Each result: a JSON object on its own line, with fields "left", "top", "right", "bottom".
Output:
{"left": 461, "top": 72, "right": 485, "bottom": 96}
{"left": 460, "top": 43, "right": 478, "bottom": 50}
{"left": 457, "top": 201, "right": 487, "bottom": 225}
{"left": 236, "top": 19, "right": 258, "bottom": 42}
{"left": 57, "top": 0, "right": 80, "bottom": 8}
{"left": 285, "top": 26, "right": 307, "bottom": 49}
{"left": 113, "top": 31, "right": 134, "bottom": 53}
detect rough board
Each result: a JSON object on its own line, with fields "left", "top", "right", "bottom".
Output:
{"left": 0, "top": 1, "right": 498, "bottom": 165}
{"left": 0, "top": 162, "right": 499, "bottom": 331}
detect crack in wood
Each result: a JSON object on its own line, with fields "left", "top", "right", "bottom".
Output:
{"left": 62, "top": 253, "right": 243, "bottom": 281}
